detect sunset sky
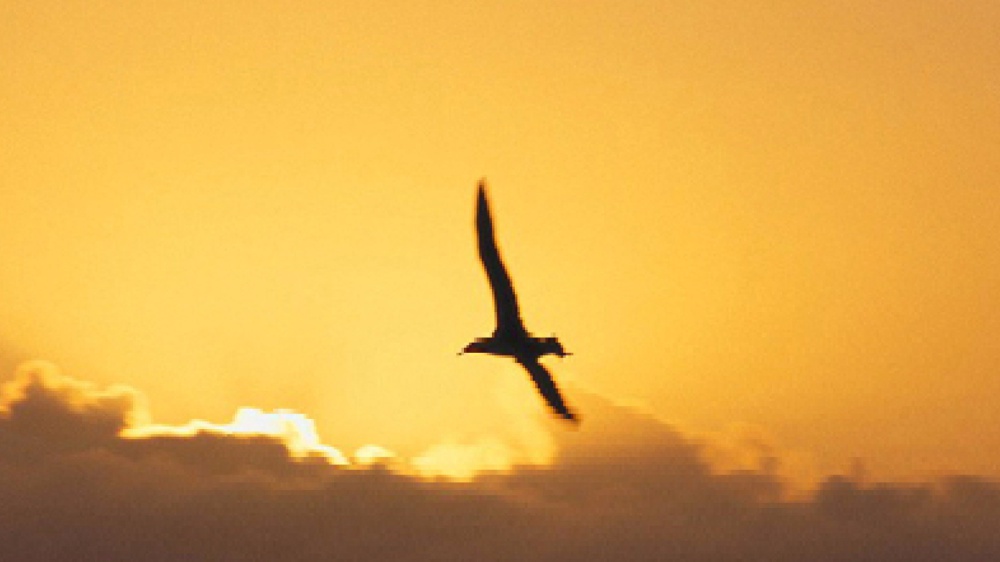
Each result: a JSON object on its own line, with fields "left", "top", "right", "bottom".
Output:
{"left": 2, "top": 1, "right": 1000, "bottom": 558}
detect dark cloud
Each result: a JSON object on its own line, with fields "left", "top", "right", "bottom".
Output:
{"left": 0, "top": 362, "right": 136, "bottom": 461}
{"left": 1, "top": 362, "right": 999, "bottom": 561}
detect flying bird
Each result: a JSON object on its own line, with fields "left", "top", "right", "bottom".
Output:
{"left": 461, "top": 180, "right": 579, "bottom": 423}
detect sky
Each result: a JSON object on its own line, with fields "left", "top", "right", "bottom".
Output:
{"left": 2, "top": 1, "right": 1000, "bottom": 558}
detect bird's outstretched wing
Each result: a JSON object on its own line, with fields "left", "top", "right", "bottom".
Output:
{"left": 476, "top": 181, "right": 526, "bottom": 336}
{"left": 517, "top": 355, "right": 579, "bottom": 423}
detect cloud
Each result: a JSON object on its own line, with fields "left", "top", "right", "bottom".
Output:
{"left": 0, "top": 361, "right": 141, "bottom": 459}
{"left": 1, "top": 362, "right": 999, "bottom": 561}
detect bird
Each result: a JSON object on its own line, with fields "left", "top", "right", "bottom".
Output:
{"left": 460, "top": 179, "right": 579, "bottom": 424}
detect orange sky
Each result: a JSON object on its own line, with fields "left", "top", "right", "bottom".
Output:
{"left": 3, "top": 1, "right": 1000, "bottom": 479}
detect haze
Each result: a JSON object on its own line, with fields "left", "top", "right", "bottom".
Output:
{"left": 3, "top": 0, "right": 1000, "bottom": 480}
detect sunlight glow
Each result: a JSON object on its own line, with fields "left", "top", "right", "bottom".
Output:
{"left": 410, "top": 439, "right": 515, "bottom": 481}
{"left": 353, "top": 444, "right": 396, "bottom": 465}
{"left": 123, "top": 405, "right": 546, "bottom": 480}
{"left": 124, "top": 407, "right": 350, "bottom": 465}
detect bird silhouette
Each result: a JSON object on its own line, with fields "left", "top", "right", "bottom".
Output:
{"left": 461, "top": 180, "right": 579, "bottom": 423}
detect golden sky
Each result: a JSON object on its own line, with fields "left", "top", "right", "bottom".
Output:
{"left": 3, "top": 0, "right": 1000, "bottom": 489}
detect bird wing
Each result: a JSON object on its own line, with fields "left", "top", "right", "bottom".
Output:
{"left": 476, "top": 182, "right": 527, "bottom": 336}
{"left": 517, "top": 355, "right": 578, "bottom": 423}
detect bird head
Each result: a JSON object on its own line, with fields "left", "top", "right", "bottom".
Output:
{"left": 460, "top": 337, "right": 492, "bottom": 355}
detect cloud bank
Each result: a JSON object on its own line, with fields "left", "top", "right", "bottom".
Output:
{"left": 1, "top": 361, "right": 999, "bottom": 561}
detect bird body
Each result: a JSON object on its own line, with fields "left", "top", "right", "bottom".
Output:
{"left": 461, "top": 181, "right": 578, "bottom": 423}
